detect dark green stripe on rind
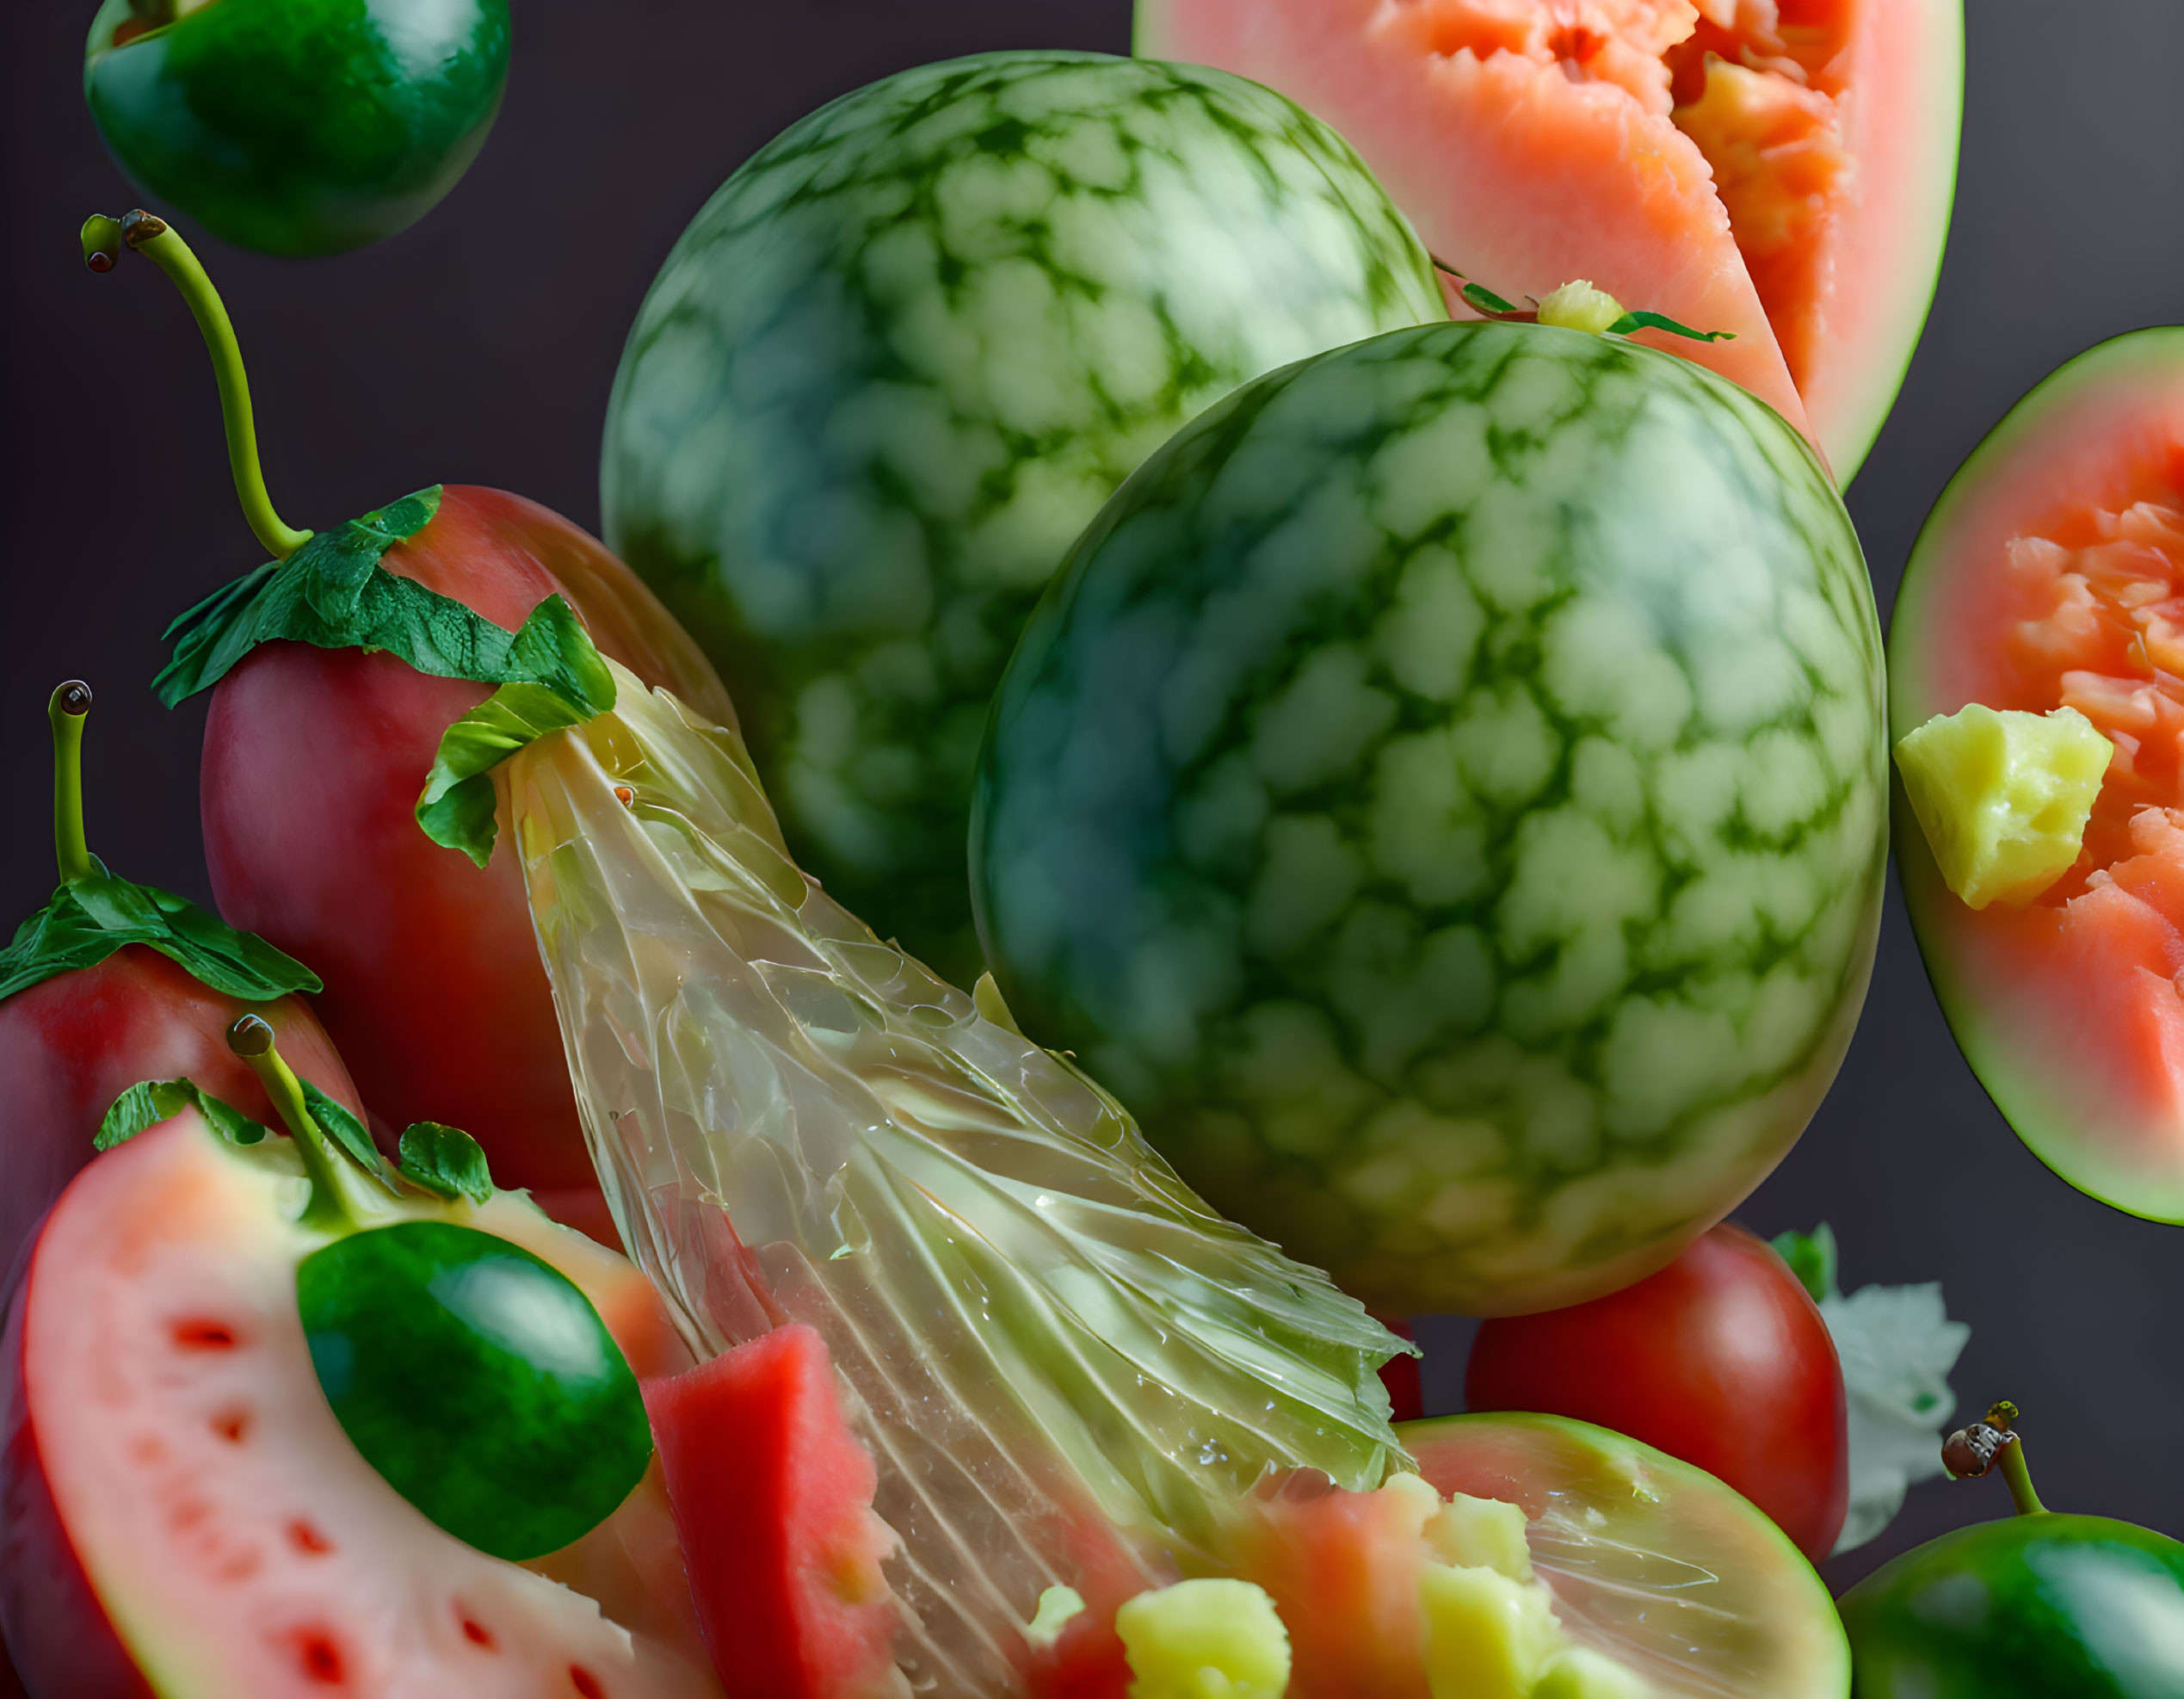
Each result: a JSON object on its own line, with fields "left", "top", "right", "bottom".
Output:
{"left": 974, "top": 320, "right": 1885, "bottom": 1315}
{"left": 1890, "top": 326, "right": 2184, "bottom": 1223}
{"left": 601, "top": 51, "right": 1445, "bottom": 984}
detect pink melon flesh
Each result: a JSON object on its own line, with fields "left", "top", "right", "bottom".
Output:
{"left": 1, "top": 1109, "right": 721, "bottom": 1698}
{"left": 644, "top": 1324, "right": 904, "bottom": 1699}
{"left": 1140, "top": 0, "right": 1962, "bottom": 479}
{"left": 1890, "top": 329, "right": 2184, "bottom": 1219}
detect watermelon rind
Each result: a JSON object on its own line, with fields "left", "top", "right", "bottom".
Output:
{"left": 972, "top": 318, "right": 1888, "bottom": 1317}
{"left": 1890, "top": 325, "right": 2184, "bottom": 1221}
{"left": 600, "top": 50, "right": 1446, "bottom": 985}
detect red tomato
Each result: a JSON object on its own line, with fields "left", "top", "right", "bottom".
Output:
{"left": 1463, "top": 1222, "right": 1848, "bottom": 1562}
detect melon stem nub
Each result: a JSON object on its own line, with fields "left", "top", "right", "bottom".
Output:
{"left": 47, "top": 680, "right": 94, "bottom": 887}
{"left": 79, "top": 209, "right": 314, "bottom": 562}
{"left": 227, "top": 1015, "right": 376, "bottom": 1231}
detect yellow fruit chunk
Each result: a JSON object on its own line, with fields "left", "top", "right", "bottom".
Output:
{"left": 1537, "top": 280, "right": 1626, "bottom": 334}
{"left": 1419, "top": 1560, "right": 1563, "bottom": 1699}
{"left": 1535, "top": 1645, "right": 1656, "bottom": 1699}
{"left": 1425, "top": 1490, "right": 1534, "bottom": 1583}
{"left": 1116, "top": 1578, "right": 1291, "bottom": 1699}
{"left": 1894, "top": 702, "right": 2111, "bottom": 909}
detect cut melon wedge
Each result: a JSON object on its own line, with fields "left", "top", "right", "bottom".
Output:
{"left": 1890, "top": 327, "right": 2184, "bottom": 1220}
{"left": 1136, "top": 0, "right": 1962, "bottom": 481}
{"left": 0, "top": 1109, "right": 721, "bottom": 1697}
{"left": 1404, "top": 1412, "right": 1850, "bottom": 1698}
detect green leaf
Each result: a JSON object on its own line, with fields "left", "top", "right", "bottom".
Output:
{"left": 397, "top": 1121, "right": 495, "bottom": 1203}
{"left": 415, "top": 598, "right": 619, "bottom": 866}
{"left": 1770, "top": 1222, "right": 1840, "bottom": 1304}
{"left": 302, "top": 1079, "right": 386, "bottom": 1177}
{"left": 97, "top": 1077, "right": 268, "bottom": 1151}
{"left": 0, "top": 861, "right": 322, "bottom": 1004}
{"left": 1604, "top": 309, "right": 1737, "bottom": 343}
{"left": 1459, "top": 281, "right": 1521, "bottom": 317}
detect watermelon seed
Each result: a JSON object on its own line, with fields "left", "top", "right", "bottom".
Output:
{"left": 287, "top": 1518, "right": 334, "bottom": 1555}
{"left": 172, "top": 1317, "right": 238, "bottom": 1350}
{"left": 210, "top": 1406, "right": 250, "bottom": 1443}
{"left": 292, "top": 1627, "right": 345, "bottom": 1684}
{"left": 459, "top": 1615, "right": 496, "bottom": 1649}
{"left": 569, "top": 1665, "right": 605, "bottom": 1698}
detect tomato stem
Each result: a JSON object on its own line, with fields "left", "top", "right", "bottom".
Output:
{"left": 227, "top": 1015, "right": 373, "bottom": 1231}
{"left": 46, "top": 681, "right": 94, "bottom": 886}
{"left": 80, "top": 210, "right": 313, "bottom": 562}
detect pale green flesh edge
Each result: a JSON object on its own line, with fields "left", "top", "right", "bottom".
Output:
{"left": 978, "top": 323, "right": 1887, "bottom": 1313}
{"left": 1891, "top": 326, "right": 2184, "bottom": 1222}
{"left": 1131, "top": 0, "right": 1966, "bottom": 488}
{"left": 1401, "top": 1412, "right": 1851, "bottom": 1698}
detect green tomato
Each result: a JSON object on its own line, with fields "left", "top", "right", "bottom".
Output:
{"left": 83, "top": 0, "right": 510, "bottom": 257}
{"left": 1839, "top": 1512, "right": 2184, "bottom": 1697}
{"left": 297, "top": 1219, "right": 653, "bottom": 1561}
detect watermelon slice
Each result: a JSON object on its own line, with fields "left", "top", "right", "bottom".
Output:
{"left": 1890, "top": 328, "right": 2184, "bottom": 1220}
{"left": 1136, "top": 0, "right": 1963, "bottom": 481}
{"left": 0, "top": 1108, "right": 721, "bottom": 1696}
{"left": 644, "top": 1324, "right": 904, "bottom": 1699}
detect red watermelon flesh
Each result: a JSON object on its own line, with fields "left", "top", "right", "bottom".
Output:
{"left": 1138, "top": 0, "right": 1962, "bottom": 481}
{"left": 643, "top": 1325, "right": 905, "bottom": 1699}
{"left": 1890, "top": 329, "right": 2184, "bottom": 1220}
{"left": 0, "top": 1109, "right": 722, "bottom": 1698}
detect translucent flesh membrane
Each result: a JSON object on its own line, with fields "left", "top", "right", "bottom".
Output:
{"left": 1891, "top": 331, "right": 2184, "bottom": 1217}
{"left": 504, "top": 665, "right": 1410, "bottom": 1697}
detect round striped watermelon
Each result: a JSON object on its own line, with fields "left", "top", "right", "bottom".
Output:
{"left": 601, "top": 52, "right": 1447, "bottom": 984}
{"left": 972, "top": 318, "right": 1886, "bottom": 1316}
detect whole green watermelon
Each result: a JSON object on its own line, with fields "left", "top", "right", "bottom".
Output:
{"left": 601, "top": 51, "right": 1446, "bottom": 984}
{"left": 972, "top": 319, "right": 1886, "bottom": 1316}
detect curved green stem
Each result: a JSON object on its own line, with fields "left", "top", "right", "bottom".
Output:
{"left": 1997, "top": 1435, "right": 2048, "bottom": 1517}
{"left": 47, "top": 681, "right": 93, "bottom": 886}
{"left": 228, "top": 1015, "right": 373, "bottom": 1231}
{"left": 81, "top": 211, "right": 312, "bottom": 561}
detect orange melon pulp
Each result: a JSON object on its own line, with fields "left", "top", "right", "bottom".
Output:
{"left": 1135, "top": 0, "right": 1962, "bottom": 482}
{"left": 1891, "top": 328, "right": 2184, "bottom": 1220}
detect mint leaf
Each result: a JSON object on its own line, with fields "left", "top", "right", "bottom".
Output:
{"left": 397, "top": 1121, "right": 495, "bottom": 1203}
{"left": 301, "top": 1079, "right": 386, "bottom": 1177}
{"left": 98, "top": 1077, "right": 268, "bottom": 1151}
{"left": 0, "top": 860, "right": 321, "bottom": 1004}
{"left": 415, "top": 597, "right": 619, "bottom": 866}
{"left": 1770, "top": 1222, "right": 1839, "bottom": 1304}
{"left": 1605, "top": 309, "right": 1737, "bottom": 343}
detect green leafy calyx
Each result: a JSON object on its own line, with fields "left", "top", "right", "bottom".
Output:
{"left": 397, "top": 1121, "right": 495, "bottom": 1203}
{"left": 97, "top": 1076, "right": 268, "bottom": 1151}
{"left": 1770, "top": 1221, "right": 1840, "bottom": 1304}
{"left": 0, "top": 862, "right": 322, "bottom": 1004}
{"left": 1454, "top": 277, "right": 1735, "bottom": 343}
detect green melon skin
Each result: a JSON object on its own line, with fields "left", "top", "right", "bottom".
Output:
{"left": 972, "top": 320, "right": 1886, "bottom": 1316}
{"left": 600, "top": 51, "right": 1447, "bottom": 985}
{"left": 1839, "top": 1513, "right": 2184, "bottom": 1698}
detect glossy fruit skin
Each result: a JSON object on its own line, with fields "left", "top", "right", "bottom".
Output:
{"left": 1839, "top": 1512, "right": 2184, "bottom": 1697}
{"left": 973, "top": 319, "right": 1886, "bottom": 1316}
{"left": 1465, "top": 1222, "right": 1848, "bottom": 1560}
{"left": 299, "top": 1220, "right": 651, "bottom": 1561}
{"left": 83, "top": 0, "right": 510, "bottom": 257}
{"left": 0, "top": 943, "right": 358, "bottom": 1289}
{"left": 201, "top": 485, "right": 731, "bottom": 1236}
{"left": 602, "top": 50, "right": 1447, "bottom": 985}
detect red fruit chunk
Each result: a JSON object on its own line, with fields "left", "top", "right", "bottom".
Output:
{"left": 1465, "top": 1222, "right": 1848, "bottom": 1560}
{"left": 643, "top": 1325, "right": 903, "bottom": 1699}
{"left": 203, "top": 485, "right": 731, "bottom": 1232}
{"left": 0, "top": 945, "right": 357, "bottom": 1285}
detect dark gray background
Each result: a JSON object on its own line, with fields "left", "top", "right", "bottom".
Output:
{"left": 3, "top": 0, "right": 2181, "bottom": 1598}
